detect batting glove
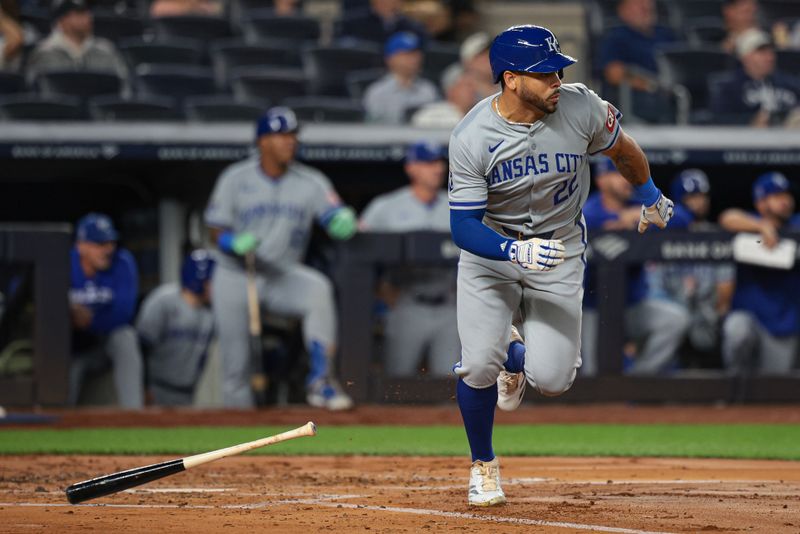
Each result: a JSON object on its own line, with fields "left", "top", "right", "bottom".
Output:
{"left": 219, "top": 231, "right": 260, "bottom": 255}
{"left": 638, "top": 193, "right": 674, "bottom": 233}
{"left": 326, "top": 206, "right": 357, "bottom": 240}
{"left": 508, "top": 238, "right": 565, "bottom": 271}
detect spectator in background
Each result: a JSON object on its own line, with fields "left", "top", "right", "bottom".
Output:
{"left": 337, "top": 0, "right": 428, "bottom": 46}
{"left": 718, "top": 172, "right": 800, "bottom": 376}
{"left": 26, "top": 0, "right": 128, "bottom": 84}
{"left": 710, "top": 29, "right": 800, "bottom": 127}
{"left": 359, "top": 141, "right": 459, "bottom": 378}
{"left": 411, "top": 63, "right": 477, "bottom": 128}
{"left": 581, "top": 158, "right": 690, "bottom": 376}
{"left": 0, "top": 3, "right": 23, "bottom": 71}
{"left": 646, "top": 170, "right": 735, "bottom": 366}
{"left": 721, "top": 0, "right": 759, "bottom": 54}
{"left": 363, "top": 31, "right": 438, "bottom": 124}
{"left": 149, "top": 0, "right": 222, "bottom": 17}
{"left": 271, "top": 0, "right": 302, "bottom": 16}
{"left": 136, "top": 250, "right": 215, "bottom": 406}
{"left": 69, "top": 213, "right": 143, "bottom": 408}
{"left": 597, "top": 0, "right": 677, "bottom": 123}
{"left": 459, "top": 31, "right": 494, "bottom": 99}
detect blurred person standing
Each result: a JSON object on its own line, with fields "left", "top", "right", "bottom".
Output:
{"left": 205, "top": 107, "right": 357, "bottom": 410}
{"left": 136, "top": 250, "right": 216, "bottom": 407}
{"left": 597, "top": 0, "right": 677, "bottom": 123}
{"left": 718, "top": 172, "right": 800, "bottom": 376}
{"left": 26, "top": 0, "right": 128, "bottom": 84}
{"left": 582, "top": 158, "right": 690, "bottom": 376}
{"left": 411, "top": 63, "right": 477, "bottom": 128}
{"left": 359, "top": 141, "right": 459, "bottom": 378}
{"left": 710, "top": 29, "right": 800, "bottom": 127}
{"left": 363, "top": 31, "right": 439, "bottom": 124}
{"left": 69, "top": 213, "right": 143, "bottom": 408}
{"left": 337, "top": 0, "right": 427, "bottom": 46}
{"left": 0, "top": 2, "right": 23, "bottom": 71}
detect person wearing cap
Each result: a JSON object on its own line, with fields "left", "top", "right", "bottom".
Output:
{"left": 718, "top": 172, "right": 800, "bottom": 376}
{"left": 459, "top": 31, "right": 494, "bottom": 99}
{"left": 26, "top": 0, "right": 128, "bottom": 85}
{"left": 359, "top": 141, "right": 460, "bottom": 377}
{"left": 337, "top": 0, "right": 427, "bottom": 46}
{"left": 69, "top": 213, "right": 144, "bottom": 408}
{"left": 135, "top": 250, "right": 216, "bottom": 406}
{"left": 710, "top": 28, "right": 800, "bottom": 127}
{"left": 720, "top": 0, "right": 759, "bottom": 55}
{"left": 410, "top": 63, "right": 478, "bottom": 128}
{"left": 363, "top": 31, "right": 439, "bottom": 124}
{"left": 205, "top": 106, "right": 357, "bottom": 410}
{"left": 581, "top": 158, "right": 690, "bottom": 376}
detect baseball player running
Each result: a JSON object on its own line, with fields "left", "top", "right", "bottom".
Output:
{"left": 448, "top": 25, "right": 674, "bottom": 506}
{"left": 136, "top": 250, "right": 216, "bottom": 406}
{"left": 205, "top": 107, "right": 357, "bottom": 410}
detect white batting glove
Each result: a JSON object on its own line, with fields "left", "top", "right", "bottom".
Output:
{"left": 508, "top": 238, "right": 565, "bottom": 271}
{"left": 638, "top": 193, "right": 674, "bottom": 233}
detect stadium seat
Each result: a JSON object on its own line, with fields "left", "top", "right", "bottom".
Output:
{"left": 18, "top": 6, "right": 50, "bottom": 38}
{"left": 36, "top": 70, "right": 124, "bottom": 100}
{"left": 685, "top": 18, "right": 726, "bottom": 47}
{"left": 242, "top": 13, "right": 321, "bottom": 44}
{"left": 777, "top": 50, "right": 800, "bottom": 74}
{"left": 88, "top": 95, "right": 182, "bottom": 121}
{"left": 672, "top": 0, "right": 724, "bottom": 26}
{"left": 0, "top": 95, "right": 83, "bottom": 120}
{"left": 282, "top": 96, "right": 365, "bottom": 123}
{"left": 303, "top": 45, "right": 383, "bottom": 96}
{"left": 231, "top": 67, "right": 308, "bottom": 105}
{"left": 657, "top": 47, "right": 735, "bottom": 112}
{"left": 345, "top": 68, "right": 385, "bottom": 100}
{"left": 0, "top": 72, "right": 25, "bottom": 95}
{"left": 760, "top": 1, "right": 800, "bottom": 26}
{"left": 184, "top": 95, "right": 265, "bottom": 122}
{"left": 92, "top": 11, "right": 146, "bottom": 43}
{"left": 210, "top": 39, "right": 302, "bottom": 89}
{"left": 120, "top": 38, "right": 204, "bottom": 69}
{"left": 590, "top": 0, "right": 674, "bottom": 35}
{"left": 152, "top": 15, "right": 234, "bottom": 42}
{"left": 135, "top": 64, "right": 217, "bottom": 104}
{"left": 422, "top": 41, "right": 460, "bottom": 84}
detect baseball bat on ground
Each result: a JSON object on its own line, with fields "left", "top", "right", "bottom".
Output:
{"left": 245, "top": 251, "right": 268, "bottom": 403}
{"left": 64, "top": 421, "right": 317, "bottom": 504}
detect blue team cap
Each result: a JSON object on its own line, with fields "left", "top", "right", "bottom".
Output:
{"left": 255, "top": 106, "right": 299, "bottom": 138}
{"left": 670, "top": 169, "right": 710, "bottom": 201}
{"left": 406, "top": 140, "right": 446, "bottom": 162}
{"left": 753, "top": 171, "right": 790, "bottom": 202}
{"left": 592, "top": 157, "right": 617, "bottom": 178}
{"left": 385, "top": 32, "right": 422, "bottom": 57}
{"left": 76, "top": 213, "right": 118, "bottom": 243}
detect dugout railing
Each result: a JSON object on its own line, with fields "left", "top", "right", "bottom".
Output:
{"left": 335, "top": 230, "right": 800, "bottom": 405}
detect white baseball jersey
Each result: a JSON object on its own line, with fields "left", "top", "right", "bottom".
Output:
{"left": 204, "top": 157, "right": 343, "bottom": 269}
{"left": 448, "top": 83, "right": 621, "bottom": 237}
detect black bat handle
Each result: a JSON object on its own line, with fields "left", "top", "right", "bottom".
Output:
{"left": 65, "top": 459, "right": 185, "bottom": 504}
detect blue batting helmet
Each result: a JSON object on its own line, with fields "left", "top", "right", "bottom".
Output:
{"left": 406, "top": 140, "right": 446, "bottom": 163}
{"left": 753, "top": 171, "right": 791, "bottom": 202}
{"left": 489, "top": 25, "right": 577, "bottom": 83}
{"left": 76, "top": 212, "right": 118, "bottom": 243}
{"left": 181, "top": 249, "right": 216, "bottom": 295}
{"left": 670, "top": 169, "right": 710, "bottom": 202}
{"left": 256, "top": 106, "right": 299, "bottom": 138}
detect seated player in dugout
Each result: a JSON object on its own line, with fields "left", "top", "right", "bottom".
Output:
{"left": 136, "top": 250, "right": 215, "bottom": 406}
{"left": 205, "top": 107, "right": 357, "bottom": 411}
{"left": 69, "top": 213, "right": 144, "bottom": 408}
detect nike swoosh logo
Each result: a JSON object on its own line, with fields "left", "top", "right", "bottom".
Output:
{"left": 488, "top": 140, "right": 504, "bottom": 153}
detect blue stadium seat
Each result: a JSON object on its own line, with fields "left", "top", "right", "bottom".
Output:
{"left": 777, "top": 50, "right": 800, "bottom": 74}
{"left": 0, "top": 72, "right": 25, "bottom": 95}
{"left": 184, "top": 95, "right": 265, "bottom": 122}
{"left": 760, "top": 1, "right": 800, "bottom": 26}
{"left": 282, "top": 96, "right": 365, "bottom": 123}
{"left": 303, "top": 44, "right": 383, "bottom": 96}
{"left": 92, "top": 10, "right": 146, "bottom": 44}
{"left": 422, "top": 41, "right": 460, "bottom": 84}
{"left": 0, "top": 95, "right": 83, "bottom": 120}
{"left": 673, "top": 0, "right": 724, "bottom": 26}
{"left": 210, "top": 39, "right": 302, "bottom": 89}
{"left": 135, "top": 64, "right": 217, "bottom": 104}
{"left": 685, "top": 18, "right": 726, "bottom": 47}
{"left": 231, "top": 67, "right": 307, "bottom": 105}
{"left": 345, "top": 68, "right": 385, "bottom": 100}
{"left": 88, "top": 95, "right": 182, "bottom": 121}
{"left": 243, "top": 13, "right": 320, "bottom": 44}
{"left": 120, "top": 38, "right": 204, "bottom": 69}
{"left": 36, "top": 70, "right": 124, "bottom": 100}
{"left": 152, "top": 15, "right": 234, "bottom": 42}
{"left": 657, "top": 47, "right": 735, "bottom": 112}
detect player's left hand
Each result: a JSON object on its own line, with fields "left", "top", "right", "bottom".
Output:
{"left": 508, "top": 238, "right": 565, "bottom": 271}
{"left": 638, "top": 193, "right": 674, "bottom": 233}
{"left": 327, "top": 206, "right": 357, "bottom": 240}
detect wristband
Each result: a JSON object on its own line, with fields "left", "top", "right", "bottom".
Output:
{"left": 218, "top": 231, "right": 235, "bottom": 254}
{"left": 635, "top": 177, "right": 661, "bottom": 206}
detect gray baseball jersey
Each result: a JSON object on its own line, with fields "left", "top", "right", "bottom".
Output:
{"left": 204, "top": 157, "right": 343, "bottom": 269}
{"left": 136, "top": 284, "right": 214, "bottom": 391}
{"left": 448, "top": 83, "right": 621, "bottom": 236}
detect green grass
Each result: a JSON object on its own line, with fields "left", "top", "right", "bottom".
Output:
{"left": 1, "top": 425, "right": 799, "bottom": 460}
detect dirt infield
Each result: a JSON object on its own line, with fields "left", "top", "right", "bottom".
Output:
{"left": 2, "top": 455, "right": 800, "bottom": 533}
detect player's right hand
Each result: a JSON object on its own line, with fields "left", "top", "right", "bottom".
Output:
{"left": 638, "top": 193, "right": 674, "bottom": 233}
{"left": 508, "top": 238, "right": 565, "bottom": 271}
{"left": 231, "top": 232, "right": 260, "bottom": 255}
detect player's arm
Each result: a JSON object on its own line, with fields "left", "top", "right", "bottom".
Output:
{"left": 204, "top": 173, "right": 259, "bottom": 256}
{"left": 89, "top": 250, "right": 138, "bottom": 333}
{"left": 718, "top": 208, "right": 779, "bottom": 248}
{"left": 603, "top": 129, "right": 674, "bottom": 233}
{"left": 312, "top": 173, "right": 356, "bottom": 240}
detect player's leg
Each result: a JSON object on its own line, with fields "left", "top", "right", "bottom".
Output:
{"left": 625, "top": 299, "right": 691, "bottom": 375}
{"left": 67, "top": 344, "right": 106, "bottom": 405}
{"left": 383, "top": 298, "right": 430, "bottom": 377}
{"left": 721, "top": 310, "right": 759, "bottom": 374}
{"left": 427, "top": 302, "right": 461, "bottom": 377}
{"left": 105, "top": 325, "right": 144, "bottom": 408}
{"left": 263, "top": 264, "right": 352, "bottom": 410}
{"left": 757, "top": 330, "right": 797, "bottom": 374}
{"left": 211, "top": 265, "right": 254, "bottom": 408}
{"left": 455, "top": 252, "right": 521, "bottom": 506}
{"left": 579, "top": 308, "right": 598, "bottom": 376}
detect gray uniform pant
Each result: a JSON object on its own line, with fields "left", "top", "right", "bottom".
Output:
{"left": 581, "top": 300, "right": 691, "bottom": 376}
{"left": 722, "top": 311, "right": 798, "bottom": 374}
{"left": 454, "top": 219, "right": 586, "bottom": 394}
{"left": 212, "top": 263, "right": 337, "bottom": 408}
{"left": 68, "top": 325, "right": 144, "bottom": 408}
{"left": 384, "top": 296, "right": 460, "bottom": 377}
{"left": 150, "top": 384, "right": 193, "bottom": 406}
